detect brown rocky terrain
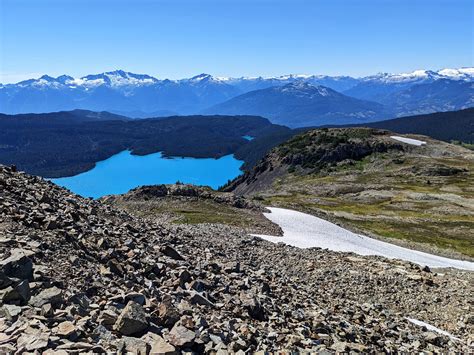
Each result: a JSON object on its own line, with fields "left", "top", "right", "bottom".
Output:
{"left": 0, "top": 164, "right": 473, "bottom": 353}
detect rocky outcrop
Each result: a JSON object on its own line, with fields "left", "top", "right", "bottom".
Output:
{"left": 103, "top": 183, "right": 264, "bottom": 210}
{"left": 0, "top": 165, "right": 473, "bottom": 353}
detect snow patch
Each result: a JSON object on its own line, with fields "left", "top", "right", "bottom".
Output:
{"left": 253, "top": 207, "right": 474, "bottom": 271}
{"left": 406, "top": 318, "right": 460, "bottom": 340}
{"left": 390, "top": 136, "right": 426, "bottom": 146}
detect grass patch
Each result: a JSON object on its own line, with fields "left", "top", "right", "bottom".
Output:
{"left": 347, "top": 219, "right": 474, "bottom": 258}
{"left": 174, "top": 207, "right": 250, "bottom": 225}
{"left": 451, "top": 140, "right": 474, "bottom": 151}
{"left": 120, "top": 199, "right": 260, "bottom": 229}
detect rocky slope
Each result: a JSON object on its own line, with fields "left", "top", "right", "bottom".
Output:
{"left": 0, "top": 165, "right": 473, "bottom": 353}
{"left": 223, "top": 128, "right": 474, "bottom": 259}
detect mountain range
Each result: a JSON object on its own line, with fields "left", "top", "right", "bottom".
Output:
{"left": 1, "top": 68, "right": 473, "bottom": 127}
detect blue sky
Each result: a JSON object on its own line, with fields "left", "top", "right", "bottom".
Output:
{"left": 0, "top": 0, "right": 472, "bottom": 83}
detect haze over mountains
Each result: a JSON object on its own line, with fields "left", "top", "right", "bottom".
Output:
{"left": 1, "top": 68, "right": 473, "bottom": 127}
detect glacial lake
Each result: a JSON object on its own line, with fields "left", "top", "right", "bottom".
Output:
{"left": 52, "top": 150, "right": 244, "bottom": 198}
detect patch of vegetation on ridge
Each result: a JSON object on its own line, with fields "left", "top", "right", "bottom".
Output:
{"left": 451, "top": 140, "right": 474, "bottom": 151}
{"left": 275, "top": 128, "right": 403, "bottom": 172}
{"left": 140, "top": 200, "right": 254, "bottom": 226}
{"left": 240, "top": 128, "right": 474, "bottom": 259}
{"left": 102, "top": 186, "right": 282, "bottom": 235}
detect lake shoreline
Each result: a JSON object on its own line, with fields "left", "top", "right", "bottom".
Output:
{"left": 52, "top": 150, "right": 244, "bottom": 198}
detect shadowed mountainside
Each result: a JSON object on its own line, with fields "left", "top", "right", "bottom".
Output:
{"left": 339, "top": 107, "right": 474, "bottom": 144}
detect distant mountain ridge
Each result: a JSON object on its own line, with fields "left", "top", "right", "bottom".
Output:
{"left": 1, "top": 67, "right": 473, "bottom": 125}
{"left": 379, "top": 80, "right": 474, "bottom": 117}
{"left": 5, "top": 67, "right": 473, "bottom": 88}
{"left": 203, "top": 82, "right": 387, "bottom": 127}
{"left": 342, "top": 107, "right": 474, "bottom": 144}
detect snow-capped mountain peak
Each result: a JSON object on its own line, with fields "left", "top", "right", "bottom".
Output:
{"left": 437, "top": 67, "right": 474, "bottom": 80}
{"left": 38, "top": 75, "right": 56, "bottom": 82}
{"left": 78, "top": 70, "right": 159, "bottom": 87}
{"left": 186, "top": 73, "right": 232, "bottom": 84}
{"left": 189, "top": 73, "right": 213, "bottom": 82}
{"left": 364, "top": 70, "right": 436, "bottom": 83}
{"left": 276, "top": 74, "right": 313, "bottom": 80}
{"left": 364, "top": 68, "right": 474, "bottom": 84}
{"left": 56, "top": 75, "right": 74, "bottom": 84}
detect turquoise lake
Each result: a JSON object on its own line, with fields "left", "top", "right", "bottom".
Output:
{"left": 52, "top": 150, "right": 244, "bottom": 198}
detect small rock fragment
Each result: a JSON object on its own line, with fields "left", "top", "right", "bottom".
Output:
{"left": 0, "top": 249, "right": 33, "bottom": 280}
{"left": 1, "top": 280, "right": 30, "bottom": 305}
{"left": 150, "top": 336, "right": 177, "bottom": 355}
{"left": 168, "top": 325, "right": 196, "bottom": 348}
{"left": 161, "top": 245, "right": 184, "bottom": 261}
{"left": 57, "top": 321, "right": 76, "bottom": 337}
{"left": 0, "top": 304, "right": 22, "bottom": 320}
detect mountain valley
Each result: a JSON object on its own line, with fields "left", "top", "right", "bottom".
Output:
{"left": 0, "top": 111, "right": 293, "bottom": 178}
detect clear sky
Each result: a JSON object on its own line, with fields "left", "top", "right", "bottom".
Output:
{"left": 0, "top": 0, "right": 472, "bottom": 83}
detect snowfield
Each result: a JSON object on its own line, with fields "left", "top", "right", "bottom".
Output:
{"left": 390, "top": 136, "right": 426, "bottom": 146}
{"left": 253, "top": 207, "right": 474, "bottom": 271}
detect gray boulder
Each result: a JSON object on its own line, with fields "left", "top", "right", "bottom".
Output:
{"left": 0, "top": 249, "right": 33, "bottom": 280}
{"left": 30, "top": 286, "right": 63, "bottom": 307}
{"left": 114, "top": 301, "right": 149, "bottom": 336}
